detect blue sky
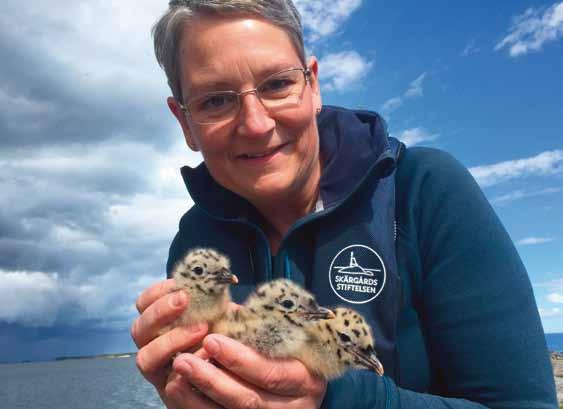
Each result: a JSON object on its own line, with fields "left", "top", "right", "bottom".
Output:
{"left": 0, "top": 1, "right": 561, "bottom": 363}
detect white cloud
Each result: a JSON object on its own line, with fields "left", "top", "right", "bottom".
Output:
{"left": 0, "top": 137, "right": 200, "bottom": 329}
{"left": 319, "top": 51, "right": 373, "bottom": 91}
{"left": 491, "top": 187, "right": 562, "bottom": 205}
{"left": 0, "top": 0, "right": 169, "bottom": 97}
{"left": 469, "top": 150, "right": 563, "bottom": 187}
{"left": 0, "top": 270, "right": 61, "bottom": 326}
{"left": 539, "top": 306, "right": 563, "bottom": 318}
{"left": 381, "top": 73, "right": 427, "bottom": 114}
{"left": 495, "top": 2, "right": 563, "bottom": 57}
{"left": 461, "top": 39, "right": 481, "bottom": 57}
{"left": 381, "top": 97, "right": 402, "bottom": 113}
{"left": 535, "top": 277, "right": 563, "bottom": 289}
{"left": 294, "top": 0, "right": 362, "bottom": 43}
{"left": 395, "top": 127, "right": 439, "bottom": 147}
{"left": 516, "top": 236, "right": 555, "bottom": 246}
{"left": 107, "top": 194, "right": 191, "bottom": 241}
{"left": 404, "top": 73, "right": 427, "bottom": 98}
{"left": 548, "top": 293, "right": 563, "bottom": 303}
{"left": 0, "top": 268, "right": 165, "bottom": 328}
{"left": 0, "top": 87, "right": 57, "bottom": 117}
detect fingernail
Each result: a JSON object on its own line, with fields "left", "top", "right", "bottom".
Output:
{"left": 170, "top": 291, "right": 186, "bottom": 308}
{"left": 205, "top": 338, "right": 219, "bottom": 357}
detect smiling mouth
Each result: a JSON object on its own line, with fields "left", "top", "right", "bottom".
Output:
{"left": 239, "top": 143, "right": 287, "bottom": 159}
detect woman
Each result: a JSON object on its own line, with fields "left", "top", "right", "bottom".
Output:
{"left": 131, "top": 1, "right": 557, "bottom": 408}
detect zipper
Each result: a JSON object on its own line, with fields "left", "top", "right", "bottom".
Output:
{"left": 284, "top": 253, "right": 291, "bottom": 279}
{"left": 194, "top": 206, "right": 273, "bottom": 281}
{"left": 382, "top": 375, "right": 392, "bottom": 409}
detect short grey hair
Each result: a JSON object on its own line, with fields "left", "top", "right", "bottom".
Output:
{"left": 152, "top": 0, "right": 306, "bottom": 102}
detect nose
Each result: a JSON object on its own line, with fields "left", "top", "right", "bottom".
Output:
{"left": 235, "top": 91, "right": 275, "bottom": 138}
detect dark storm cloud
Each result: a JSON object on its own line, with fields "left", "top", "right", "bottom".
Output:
{"left": 0, "top": 5, "right": 173, "bottom": 152}
{"left": 0, "top": 0, "right": 186, "bottom": 335}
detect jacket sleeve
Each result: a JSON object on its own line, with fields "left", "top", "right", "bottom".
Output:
{"left": 322, "top": 147, "right": 557, "bottom": 408}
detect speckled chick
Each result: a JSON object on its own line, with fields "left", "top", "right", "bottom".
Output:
{"left": 296, "top": 307, "right": 383, "bottom": 380}
{"left": 214, "top": 279, "right": 334, "bottom": 359}
{"left": 161, "top": 248, "right": 238, "bottom": 333}
{"left": 296, "top": 307, "right": 384, "bottom": 379}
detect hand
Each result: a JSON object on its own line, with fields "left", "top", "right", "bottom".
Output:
{"left": 165, "top": 334, "right": 327, "bottom": 409}
{"left": 130, "top": 279, "right": 209, "bottom": 404}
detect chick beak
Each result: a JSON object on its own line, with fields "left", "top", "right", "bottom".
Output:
{"left": 216, "top": 269, "right": 239, "bottom": 285}
{"left": 303, "top": 306, "right": 335, "bottom": 320}
{"left": 351, "top": 349, "right": 385, "bottom": 376}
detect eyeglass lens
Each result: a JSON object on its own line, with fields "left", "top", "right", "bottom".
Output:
{"left": 187, "top": 68, "right": 307, "bottom": 124}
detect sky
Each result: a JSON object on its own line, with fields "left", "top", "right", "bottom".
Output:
{"left": 0, "top": 0, "right": 562, "bottom": 363}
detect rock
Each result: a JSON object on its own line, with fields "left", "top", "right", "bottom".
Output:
{"left": 551, "top": 352, "right": 563, "bottom": 404}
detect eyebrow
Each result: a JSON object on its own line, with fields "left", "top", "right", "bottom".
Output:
{"left": 186, "top": 63, "right": 304, "bottom": 97}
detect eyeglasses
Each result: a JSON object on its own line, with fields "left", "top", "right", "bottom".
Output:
{"left": 179, "top": 67, "right": 311, "bottom": 124}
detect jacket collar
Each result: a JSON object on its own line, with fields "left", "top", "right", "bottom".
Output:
{"left": 181, "top": 105, "right": 396, "bottom": 221}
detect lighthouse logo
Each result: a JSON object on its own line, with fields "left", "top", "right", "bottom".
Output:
{"left": 329, "top": 245, "right": 386, "bottom": 304}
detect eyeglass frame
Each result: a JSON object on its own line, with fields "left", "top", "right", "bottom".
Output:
{"left": 178, "top": 67, "right": 312, "bottom": 124}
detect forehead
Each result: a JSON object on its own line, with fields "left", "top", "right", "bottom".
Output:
{"left": 178, "top": 15, "right": 302, "bottom": 94}
{"left": 186, "top": 248, "right": 227, "bottom": 267}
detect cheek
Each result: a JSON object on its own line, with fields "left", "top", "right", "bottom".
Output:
{"left": 276, "top": 107, "right": 318, "bottom": 156}
{"left": 193, "top": 123, "right": 234, "bottom": 157}
{"left": 276, "top": 99, "right": 315, "bottom": 131}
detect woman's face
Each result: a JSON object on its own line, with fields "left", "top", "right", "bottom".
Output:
{"left": 168, "top": 16, "right": 322, "bottom": 207}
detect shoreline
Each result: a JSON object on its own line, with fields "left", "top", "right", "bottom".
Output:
{"left": 0, "top": 352, "right": 137, "bottom": 365}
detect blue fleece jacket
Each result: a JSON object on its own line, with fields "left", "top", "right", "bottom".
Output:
{"left": 167, "top": 106, "right": 557, "bottom": 408}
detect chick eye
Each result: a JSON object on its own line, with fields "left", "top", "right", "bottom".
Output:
{"left": 192, "top": 266, "right": 204, "bottom": 276}
{"left": 338, "top": 332, "right": 351, "bottom": 343}
{"left": 281, "top": 299, "right": 294, "bottom": 309}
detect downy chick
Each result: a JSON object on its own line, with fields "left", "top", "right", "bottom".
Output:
{"left": 214, "top": 279, "right": 334, "bottom": 358}
{"left": 162, "top": 248, "right": 238, "bottom": 333}
{"left": 297, "top": 307, "right": 384, "bottom": 379}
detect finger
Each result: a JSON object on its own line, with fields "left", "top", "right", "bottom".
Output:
{"left": 136, "top": 279, "right": 177, "bottom": 313}
{"left": 193, "top": 347, "right": 210, "bottom": 361}
{"left": 203, "top": 334, "right": 319, "bottom": 397}
{"left": 173, "top": 353, "right": 266, "bottom": 409}
{"left": 136, "top": 324, "right": 208, "bottom": 388}
{"left": 158, "top": 388, "right": 183, "bottom": 409}
{"left": 165, "top": 372, "right": 223, "bottom": 409}
{"left": 131, "top": 290, "right": 189, "bottom": 348}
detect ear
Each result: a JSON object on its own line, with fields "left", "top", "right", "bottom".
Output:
{"left": 167, "top": 97, "right": 200, "bottom": 151}
{"left": 307, "top": 56, "right": 322, "bottom": 114}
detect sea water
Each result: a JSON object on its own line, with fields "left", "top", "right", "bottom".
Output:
{"left": 547, "top": 333, "right": 563, "bottom": 352}
{"left": 2, "top": 334, "right": 561, "bottom": 409}
{"left": 0, "top": 356, "right": 164, "bottom": 409}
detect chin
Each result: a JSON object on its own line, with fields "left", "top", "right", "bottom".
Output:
{"left": 248, "top": 177, "right": 294, "bottom": 200}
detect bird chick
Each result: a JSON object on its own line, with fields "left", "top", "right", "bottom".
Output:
{"left": 297, "top": 307, "right": 384, "bottom": 380}
{"left": 162, "top": 248, "right": 238, "bottom": 333}
{"left": 214, "top": 279, "right": 334, "bottom": 359}
{"left": 298, "top": 307, "right": 384, "bottom": 379}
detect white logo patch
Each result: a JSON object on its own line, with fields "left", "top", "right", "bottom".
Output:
{"left": 328, "top": 244, "right": 386, "bottom": 304}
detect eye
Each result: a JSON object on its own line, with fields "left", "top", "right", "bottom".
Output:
{"left": 193, "top": 93, "right": 236, "bottom": 114}
{"left": 258, "top": 74, "right": 297, "bottom": 98}
{"left": 202, "top": 94, "right": 229, "bottom": 109}
{"left": 260, "top": 78, "right": 292, "bottom": 92}
{"left": 281, "top": 299, "right": 294, "bottom": 309}
{"left": 192, "top": 266, "right": 204, "bottom": 276}
{"left": 338, "top": 332, "right": 351, "bottom": 343}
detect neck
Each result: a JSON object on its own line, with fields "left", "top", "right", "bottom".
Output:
{"left": 254, "top": 158, "right": 322, "bottom": 255}
{"left": 257, "top": 184, "right": 319, "bottom": 254}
